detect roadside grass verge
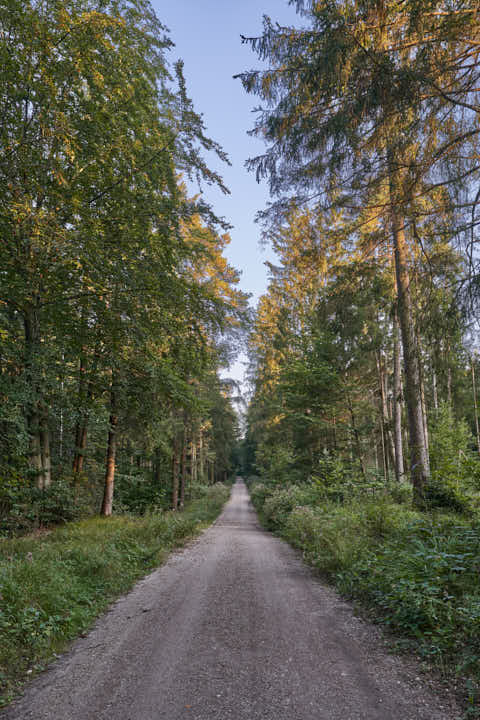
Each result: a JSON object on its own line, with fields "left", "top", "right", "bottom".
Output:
{"left": 249, "top": 480, "right": 480, "bottom": 712}
{"left": 0, "top": 483, "right": 230, "bottom": 706}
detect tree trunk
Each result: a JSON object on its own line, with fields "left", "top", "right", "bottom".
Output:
{"left": 179, "top": 428, "right": 187, "bottom": 510}
{"left": 191, "top": 437, "right": 197, "bottom": 485}
{"left": 24, "top": 307, "right": 46, "bottom": 487}
{"left": 199, "top": 431, "right": 205, "bottom": 480}
{"left": 155, "top": 448, "right": 162, "bottom": 485}
{"left": 172, "top": 438, "right": 180, "bottom": 510}
{"left": 471, "top": 357, "right": 480, "bottom": 456}
{"left": 39, "top": 407, "right": 51, "bottom": 488}
{"left": 392, "top": 304, "right": 405, "bottom": 481}
{"left": 100, "top": 380, "right": 118, "bottom": 517}
{"left": 389, "top": 161, "right": 430, "bottom": 500}
{"left": 73, "top": 354, "right": 97, "bottom": 474}
{"left": 74, "top": 420, "right": 88, "bottom": 474}
{"left": 376, "top": 350, "right": 395, "bottom": 478}
{"left": 346, "top": 390, "right": 366, "bottom": 480}
{"left": 432, "top": 359, "right": 439, "bottom": 411}
{"left": 420, "top": 361, "right": 429, "bottom": 455}
{"left": 29, "top": 412, "right": 44, "bottom": 488}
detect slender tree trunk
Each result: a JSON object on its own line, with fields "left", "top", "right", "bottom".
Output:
{"left": 100, "top": 379, "right": 118, "bottom": 517}
{"left": 199, "top": 431, "right": 205, "bottom": 480}
{"left": 155, "top": 448, "right": 162, "bottom": 485}
{"left": 346, "top": 390, "right": 366, "bottom": 479}
{"left": 432, "top": 358, "right": 439, "bottom": 411}
{"left": 374, "top": 431, "right": 379, "bottom": 473}
{"left": 73, "top": 354, "right": 98, "bottom": 474}
{"left": 471, "top": 357, "right": 480, "bottom": 456}
{"left": 420, "top": 361, "right": 429, "bottom": 455}
{"left": 376, "top": 350, "right": 395, "bottom": 477}
{"left": 193, "top": 438, "right": 197, "bottom": 484}
{"left": 39, "top": 406, "right": 51, "bottom": 488}
{"left": 75, "top": 420, "right": 88, "bottom": 474}
{"left": 172, "top": 437, "right": 180, "bottom": 510}
{"left": 392, "top": 304, "right": 405, "bottom": 481}
{"left": 29, "top": 413, "right": 43, "bottom": 488}
{"left": 24, "top": 307, "right": 46, "bottom": 487}
{"left": 379, "top": 410, "right": 388, "bottom": 482}
{"left": 179, "top": 428, "right": 187, "bottom": 510}
{"left": 447, "top": 365, "right": 453, "bottom": 406}
{"left": 389, "top": 160, "right": 430, "bottom": 500}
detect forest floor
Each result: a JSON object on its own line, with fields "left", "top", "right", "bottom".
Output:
{"left": 2, "top": 479, "right": 463, "bottom": 720}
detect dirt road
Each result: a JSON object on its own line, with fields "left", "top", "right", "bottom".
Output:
{"left": 3, "top": 479, "right": 461, "bottom": 720}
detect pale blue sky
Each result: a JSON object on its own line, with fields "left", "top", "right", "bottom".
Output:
{"left": 152, "top": 1, "right": 300, "bottom": 384}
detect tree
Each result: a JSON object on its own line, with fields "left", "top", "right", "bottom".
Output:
{"left": 237, "top": 0, "right": 479, "bottom": 500}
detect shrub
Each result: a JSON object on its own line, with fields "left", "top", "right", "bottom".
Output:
{"left": 262, "top": 485, "right": 318, "bottom": 529}
{"left": 0, "top": 478, "right": 82, "bottom": 536}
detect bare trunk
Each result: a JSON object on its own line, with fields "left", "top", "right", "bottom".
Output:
{"left": 447, "top": 366, "right": 453, "bottom": 406}
{"left": 29, "top": 413, "right": 43, "bottom": 488}
{"left": 392, "top": 305, "right": 405, "bottom": 481}
{"left": 199, "top": 432, "right": 205, "bottom": 480}
{"left": 389, "top": 161, "right": 430, "bottom": 500}
{"left": 172, "top": 438, "right": 179, "bottom": 510}
{"left": 155, "top": 448, "right": 162, "bottom": 485}
{"left": 76, "top": 421, "right": 88, "bottom": 474}
{"left": 191, "top": 438, "right": 197, "bottom": 485}
{"left": 39, "top": 407, "right": 51, "bottom": 488}
{"left": 432, "top": 361, "right": 439, "bottom": 411}
{"left": 346, "top": 391, "right": 366, "bottom": 480}
{"left": 376, "top": 350, "right": 395, "bottom": 479}
{"left": 471, "top": 357, "right": 480, "bottom": 456}
{"left": 420, "top": 363, "right": 429, "bottom": 455}
{"left": 24, "top": 308, "right": 46, "bottom": 487}
{"left": 100, "top": 380, "right": 117, "bottom": 517}
{"left": 73, "top": 355, "right": 97, "bottom": 473}
{"left": 179, "top": 428, "right": 187, "bottom": 509}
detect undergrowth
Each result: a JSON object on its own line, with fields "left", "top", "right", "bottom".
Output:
{"left": 249, "top": 478, "right": 480, "bottom": 712}
{"left": 0, "top": 483, "right": 229, "bottom": 706}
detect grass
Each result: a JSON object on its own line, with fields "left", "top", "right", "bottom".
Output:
{"left": 0, "top": 483, "right": 230, "bottom": 706}
{"left": 249, "top": 479, "right": 480, "bottom": 713}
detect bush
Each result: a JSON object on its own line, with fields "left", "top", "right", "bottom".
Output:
{"left": 422, "top": 478, "right": 472, "bottom": 514}
{"left": 113, "top": 472, "right": 167, "bottom": 515}
{"left": 0, "top": 478, "right": 83, "bottom": 536}
{"left": 427, "top": 403, "right": 480, "bottom": 512}
{"left": 262, "top": 484, "right": 319, "bottom": 529}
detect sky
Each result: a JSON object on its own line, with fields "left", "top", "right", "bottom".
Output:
{"left": 152, "top": 0, "right": 300, "bottom": 386}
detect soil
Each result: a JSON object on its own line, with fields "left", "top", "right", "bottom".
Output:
{"left": 2, "top": 479, "right": 463, "bottom": 720}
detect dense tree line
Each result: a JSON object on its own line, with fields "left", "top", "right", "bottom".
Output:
{"left": 0, "top": 0, "right": 247, "bottom": 531}
{"left": 239, "top": 0, "right": 480, "bottom": 507}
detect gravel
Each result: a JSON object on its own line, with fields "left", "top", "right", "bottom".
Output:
{"left": 2, "top": 479, "right": 463, "bottom": 720}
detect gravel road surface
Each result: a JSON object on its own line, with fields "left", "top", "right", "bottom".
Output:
{"left": 3, "top": 479, "right": 461, "bottom": 720}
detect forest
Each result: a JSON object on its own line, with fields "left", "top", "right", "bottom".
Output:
{"left": 238, "top": 0, "right": 480, "bottom": 705}
{"left": 0, "top": 0, "right": 247, "bottom": 533}
{"left": 1, "top": 0, "right": 480, "bottom": 713}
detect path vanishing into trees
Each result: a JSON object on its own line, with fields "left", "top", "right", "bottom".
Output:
{"left": 3, "top": 480, "right": 461, "bottom": 720}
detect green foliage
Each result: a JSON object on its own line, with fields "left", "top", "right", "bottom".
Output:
{"left": 250, "top": 478, "right": 480, "bottom": 697}
{"left": 0, "top": 0, "right": 246, "bottom": 525}
{"left": 112, "top": 473, "right": 167, "bottom": 515}
{"left": 423, "top": 403, "right": 480, "bottom": 512}
{"left": 0, "top": 484, "right": 229, "bottom": 705}
{"left": 0, "top": 478, "right": 83, "bottom": 536}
